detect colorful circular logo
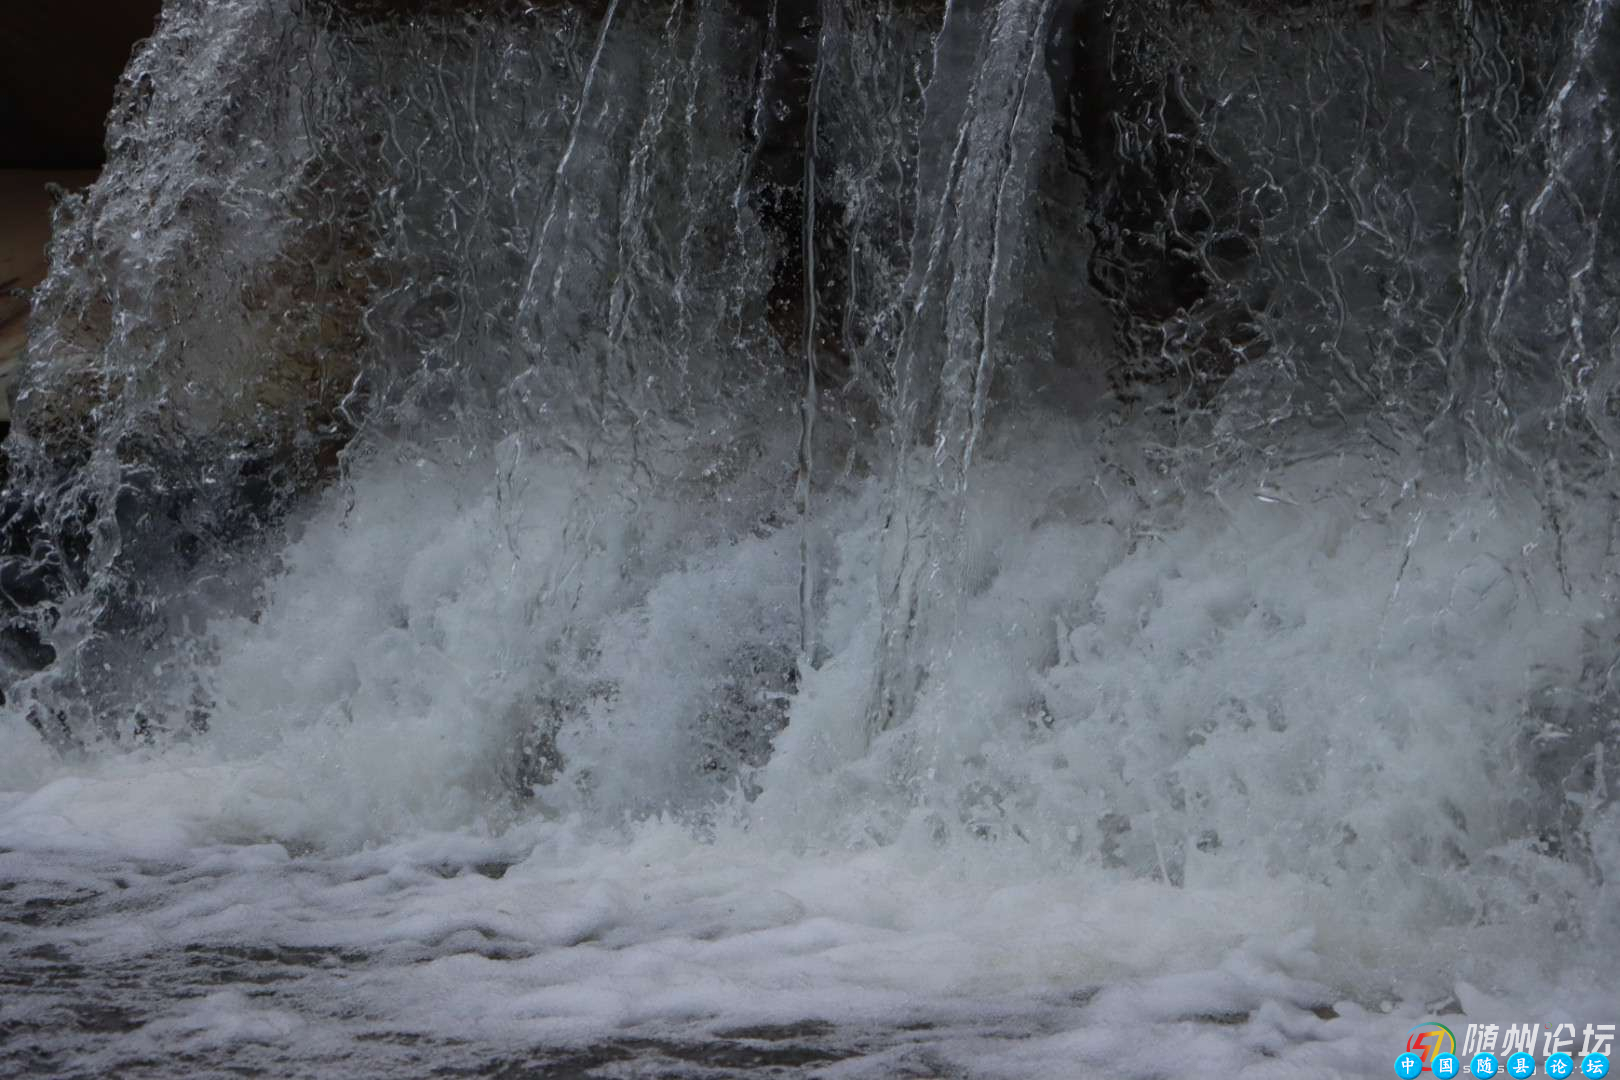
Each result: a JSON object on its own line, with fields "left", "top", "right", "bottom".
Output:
{"left": 1506, "top": 1052, "right": 1539, "bottom": 1078}
{"left": 1472, "top": 1052, "right": 1502, "bottom": 1077}
{"left": 1584, "top": 1052, "right": 1612, "bottom": 1078}
{"left": 1405, "top": 1024, "right": 1459, "bottom": 1069}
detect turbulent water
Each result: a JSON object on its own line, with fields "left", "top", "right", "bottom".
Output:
{"left": 3, "top": 0, "right": 1620, "bottom": 1075}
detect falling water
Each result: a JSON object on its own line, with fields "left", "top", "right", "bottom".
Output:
{"left": 2, "top": 0, "right": 1618, "bottom": 1075}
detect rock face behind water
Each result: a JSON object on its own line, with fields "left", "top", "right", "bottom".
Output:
{"left": 4, "top": 0, "right": 1611, "bottom": 747}
{"left": 0, "top": 173, "right": 98, "bottom": 429}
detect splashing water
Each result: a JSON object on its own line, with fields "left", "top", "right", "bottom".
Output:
{"left": 3, "top": 0, "right": 1619, "bottom": 1075}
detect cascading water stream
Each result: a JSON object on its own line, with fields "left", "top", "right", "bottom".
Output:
{"left": 796, "top": 1, "right": 826, "bottom": 664}
{"left": 2, "top": 1, "right": 1619, "bottom": 1075}
{"left": 868, "top": 0, "right": 1053, "bottom": 740}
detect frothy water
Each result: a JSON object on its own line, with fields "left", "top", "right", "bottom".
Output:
{"left": 3, "top": 0, "right": 1619, "bottom": 1075}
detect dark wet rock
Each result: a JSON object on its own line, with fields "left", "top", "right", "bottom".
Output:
{"left": 712, "top": 1020, "right": 835, "bottom": 1041}
{"left": 21, "top": 943, "right": 71, "bottom": 962}
{"left": 9, "top": 889, "right": 103, "bottom": 928}
{"left": 1040, "top": 0, "right": 1583, "bottom": 408}
{"left": 182, "top": 943, "right": 368, "bottom": 969}
{"left": 473, "top": 1034, "right": 859, "bottom": 1079}
{"left": 1044, "top": 1, "right": 1272, "bottom": 404}
{"left": 67, "top": 1004, "right": 143, "bottom": 1035}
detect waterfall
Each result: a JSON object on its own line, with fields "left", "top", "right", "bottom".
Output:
{"left": 2, "top": 1, "right": 1619, "bottom": 1073}
{"left": 868, "top": 0, "right": 1054, "bottom": 740}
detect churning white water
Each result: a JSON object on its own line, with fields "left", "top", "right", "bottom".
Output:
{"left": 3, "top": 0, "right": 1619, "bottom": 1075}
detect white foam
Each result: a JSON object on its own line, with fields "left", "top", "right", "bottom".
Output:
{"left": 2, "top": 409, "right": 1615, "bottom": 1072}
